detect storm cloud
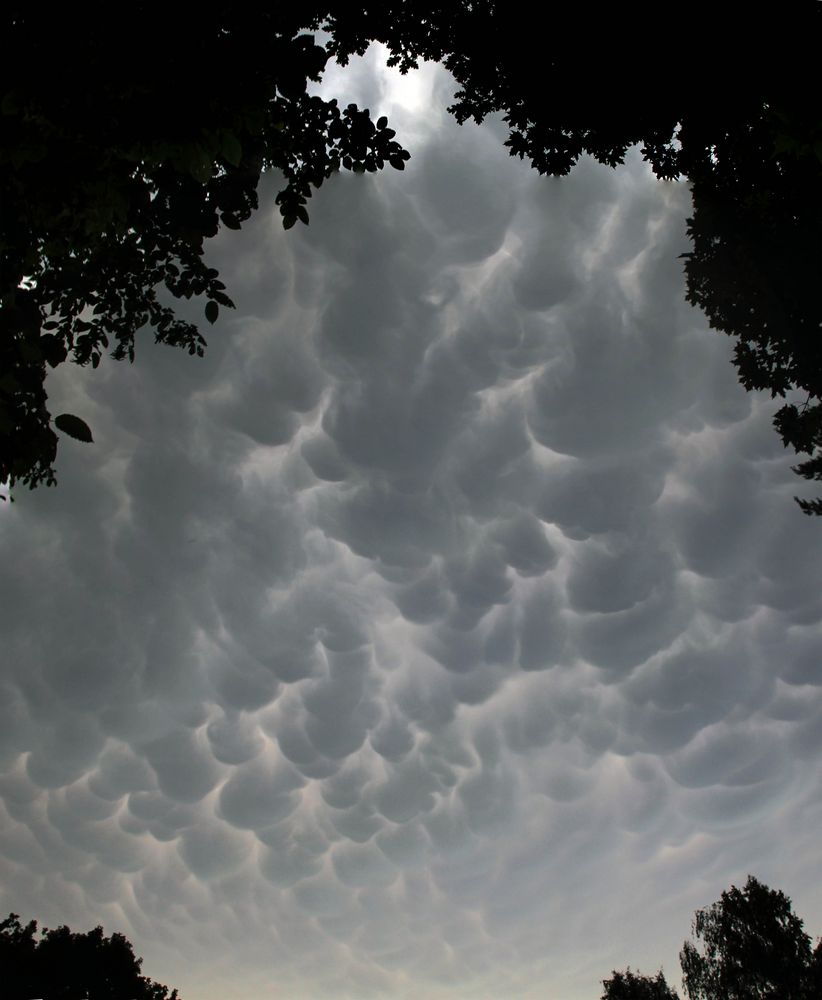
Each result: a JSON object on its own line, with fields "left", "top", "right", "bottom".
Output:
{"left": 1, "top": 48, "right": 820, "bottom": 1000}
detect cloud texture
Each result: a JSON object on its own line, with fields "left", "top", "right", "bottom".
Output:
{"left": 1, "top": 49, "right": 820, "bottom": 1000}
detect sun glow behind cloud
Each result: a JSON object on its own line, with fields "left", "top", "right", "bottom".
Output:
{"left": 0, "top": 45, "right": 820, "bottom": 1000}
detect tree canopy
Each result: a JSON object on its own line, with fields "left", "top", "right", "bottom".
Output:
{"left": 328, "top": 4, "right": 822, "bottom": 512}
{"left": 680, "top": 876, "right": 820, "bottom": 1000}
{"left": 1, "top": 6, "right": 409, "bottom": 492}
{"left": 604, "top": 875, "right": 821, "bottom": 1000}
{"left": 0, "top": 912, "right": 179, "bottom": 1000}
{"left": 601, "top": 967, "right": 679, "bottom": 1000}
{"left": 2, "top": 4, "right": 820, "bottom": 507}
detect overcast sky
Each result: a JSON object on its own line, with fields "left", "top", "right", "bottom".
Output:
{"left": 1, "top": 47, "right": 821, "bottom": 1000}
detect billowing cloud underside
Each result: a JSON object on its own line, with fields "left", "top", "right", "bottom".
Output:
{"left": 1, "top": 51, "right": 820, "bottom": 1000}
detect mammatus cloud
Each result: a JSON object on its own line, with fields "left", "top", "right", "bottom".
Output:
{"left": 1, "top": 49, "right": 820, "bottom": 1000}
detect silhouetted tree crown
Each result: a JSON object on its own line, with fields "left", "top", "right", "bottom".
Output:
{"left": 680, "top": 876, "right": 818, "bottom": 1000}
{"left": 0, "top": 912, "right": 179, "bottom": 1000}
{"left": 605, "top": 875, "right": 821, "bottom": 1000}
{"left": 327, "top": 4, "right": 822, "bottom": 513}
{"left": 1, "top": 6, "right": 408, "bottom": 492}
{"left": 2, "top": 4, "right": 820, "bottom": 507}
{"left": 601, "top": 967, "right": 679, "bottom": 1000}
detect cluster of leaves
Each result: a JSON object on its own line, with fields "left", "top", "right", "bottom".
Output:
{"left": 680, "top": 107, "right": 822, "bottom": 515}
{"left": 325, "top": 3, "right": 822, "bottom": 512}
{"left": 602, "top": 876, "right": 822, "bottom": 1000}
{"left": 327, "top": 4, "right": 686, "bottom": 176}
{"left": 2, "top": 3, "right": 819, "bottom": 509}
{"left": 325, "top": 7, "right": 814, "bottom": 177}
{"left": 602, "top": 969, "right": 679, "bottom": 1000}
{"left": 0, "top": 912, "right": 178, "bottom": 1000}
{"left": 1, "top": 5, "right": 409, "bottom": 493}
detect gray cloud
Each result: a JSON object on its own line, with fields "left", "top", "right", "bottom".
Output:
{"left": 0, "top": 46, "right": 820, "bottom": 1000}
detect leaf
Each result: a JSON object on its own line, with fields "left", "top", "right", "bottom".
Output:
{"left": 388, "top": 155, "right": 405, "bottom": 170}
{"left": 205, "top": 301, "right": 219, "bottom": 324}
{"left": 54, "top": 413, "right": 93, "bottom": 443}
{"left": 189, "top": 155, "right": 213, "bottom": 184}
{"left": 377, "top": 116, "right": 388, "bottom": 130}
{"left": 222, "top": 132, "right": 243, "bottom": 167}
{"left": 19, "top": 340, "right": 42, "bottom": 363}
{"left": 1, "top": 91, "right": 19, "bottom": 115}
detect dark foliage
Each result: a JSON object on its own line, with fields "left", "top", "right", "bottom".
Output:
{"left": 1, "top": 5, "right": 408, "bottom": 493}
{"left": 327, "top": 3, "right": 822, "bottom": 512}
{"left": 681, "top": 112, "right": 822, "bottom": 515}
{"left": 602, "top": 967, "right": 679, "bottom": 999}
{"left": 0, "top": 912, "right": 179, "bottom": 1000}
{"left": 607, "top": 876, "right": 821, "bottom": 999}
{"left": 2, "top": 4, "right": 820, "bottom": 508}
{"left": 680, "top": 876, "right": 817, "bottom": 1000}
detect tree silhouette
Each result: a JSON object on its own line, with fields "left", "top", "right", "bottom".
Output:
{"left": 680, "top": 111, "right": 822, "bottom": 515}
{"left": 1, "top": 6, "right": 408, "bottom": 493}
{"left": 327, "top": 3, "right": 822, "bottom": 512}
{"left": 605, "top": 875, "right": 821, "bottom": 1000}
{"left": 0, "top": 912, "right": 179, "bottom": 1000}
{"left": 601, "top": 967, "right": 679, "bottom": 999}
{"left": 680, "top": 876, "right": 817, "bottom": 1000}
{"left": 2, "top": 5, "right": 820, "bottom": 506}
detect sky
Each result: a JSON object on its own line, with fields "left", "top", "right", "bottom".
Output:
{"left": 1, "top": 46, "right": 821, "bottom": 1000}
